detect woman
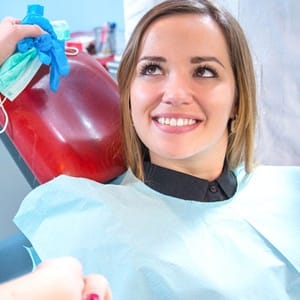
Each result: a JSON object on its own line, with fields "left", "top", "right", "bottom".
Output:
{"left": 14, "top": 0, "right": 300, "bottom": 299}
{"left": 118, "top": 0, "right": 256, "bottom": 184}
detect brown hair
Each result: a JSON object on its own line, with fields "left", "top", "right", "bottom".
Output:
{"left": 117, "top": 0, "right": 257, "bottom": 180}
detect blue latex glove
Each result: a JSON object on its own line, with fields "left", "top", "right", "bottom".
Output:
{"left": 16, "top": 5, "right": 70, "bottom": 92}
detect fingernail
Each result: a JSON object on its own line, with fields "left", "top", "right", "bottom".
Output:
{"left": 86, "top": 293, "right": 100, "bottom": 300}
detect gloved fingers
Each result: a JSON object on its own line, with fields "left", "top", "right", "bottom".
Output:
{"left": 49, "top": 58, "right": 60, "bottom": 91}
{"left": 51, "top": 39, "right": 70, "bottom": 75}
{"left": 34, "top": 34, "right": 52, "bottom": 52}
{"left": 38, "top": 51, "right": 52, "bottom": 65}
{"left": 17, "top": 37, "right": 34, "bottom": 52}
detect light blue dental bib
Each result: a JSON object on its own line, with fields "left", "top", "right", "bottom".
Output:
{"left": 14, "top": 166, "right": 300, "bottom": 299}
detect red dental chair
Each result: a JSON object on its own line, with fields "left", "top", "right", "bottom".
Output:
{"left": 0, "top": 51, "right": 126, "bottom": 282}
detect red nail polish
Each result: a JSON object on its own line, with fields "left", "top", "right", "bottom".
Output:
{"left": 86, "top": 293, "right": 100, "bottom": 300}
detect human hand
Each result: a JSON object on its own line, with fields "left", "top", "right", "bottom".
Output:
{"left": 0, "top": 256, "right": 112, "bottom": 300}
{"left": 35, "top": 256, "right": 112, "bottom": 300}
{"left": 0, "top": 17, "right": 44, "bottom": 65}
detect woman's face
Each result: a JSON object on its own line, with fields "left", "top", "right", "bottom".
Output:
{"left": 130, "top": 14, "right": 236, "bottom": 174}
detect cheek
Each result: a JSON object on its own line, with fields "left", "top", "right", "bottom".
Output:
{"left": 130, "top": 101, "right": 147, "bottom": 145}
{"left": 130, "top": 80, "right": 156, "bottom": 116}
{"left": 203, "top": 87, "right": 236, "bottom": 125}
{"left": 131, "top": 79, "right": 153, "bottom": 100}
{"left": 130, "top": 83, "right": 149, "bottom": 130}
{"left": 212, "top": 84, "right": 236, "bottom": 112}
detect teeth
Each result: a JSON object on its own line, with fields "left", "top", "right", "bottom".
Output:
{"left": 157, "top": 117, "right": 196, "bottom": 126}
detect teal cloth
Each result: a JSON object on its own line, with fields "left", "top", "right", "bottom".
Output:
{"left": 14, "top": 166, "right": 300, "bottom": 299}
{"left": 0, "top": 48, "right": 41, "bottom": 100}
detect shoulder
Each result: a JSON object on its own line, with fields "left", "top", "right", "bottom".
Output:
{"left": 28, "top": 175, "right": 105, "bottom": 197}
{"left": 31, "top": 171, "right": 131, "bottom": 194}
{"left": 232, "top": 165, "right": 300, "bottom": 272}
{"left": 235, "top": 164, "right": 300, "bottom": 192}
{"left": 20, "top": 170, "right": 136, "bottom": 207}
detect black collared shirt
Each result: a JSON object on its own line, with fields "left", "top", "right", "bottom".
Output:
{"left": 143, "top": 161, "right": 237, "bottom": 202}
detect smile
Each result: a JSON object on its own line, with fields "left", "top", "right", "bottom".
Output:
{"left": 156, "top": 117, "right": 197, "bottom": 127}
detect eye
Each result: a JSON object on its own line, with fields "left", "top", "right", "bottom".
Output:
{"left": 139, "top": 63, "right": 163, "bottom": 76}
{"left": 194, "top": 65, "right": 218, "bottom": 78}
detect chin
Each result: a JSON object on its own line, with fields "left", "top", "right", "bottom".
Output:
{"left": 155, "top": 149, "right": 196, "bottom": 161}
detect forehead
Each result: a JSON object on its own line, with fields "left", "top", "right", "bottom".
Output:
{"left": 139, "top": 14, "right": 229, "bottom": 59}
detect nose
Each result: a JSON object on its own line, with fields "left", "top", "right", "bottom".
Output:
{"left": 161, "top": 72, "right": 193, "bottom": 106}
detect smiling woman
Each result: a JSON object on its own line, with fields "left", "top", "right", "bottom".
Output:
{"left": 13, "top": 1, "right": 300, "bottom": 299}
{"left": 119, "top": 0, "right": 256, "bottom": 181}
{"left": 130, "top": 14, "right": 236, "bottom": 180}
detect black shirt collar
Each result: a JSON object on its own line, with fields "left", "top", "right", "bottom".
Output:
{"left": 143, "top": 161, "right": 237, "bottom": 202}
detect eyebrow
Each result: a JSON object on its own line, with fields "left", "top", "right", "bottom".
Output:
{"left": 138, "top": 56, "right": 225, "bottom": 68}
{"left": 138, "top": 56, "right": 166, "bottom": 63}
{"left": 191, "top": 56, "right": 225, "bottom": 68}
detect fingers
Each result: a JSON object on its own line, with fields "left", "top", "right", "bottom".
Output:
{"left": 1, "top": 16, "right": 21, "bottom": 25}
{"left": 37, "top": 256, "right": 83, "bottom": 275}
{"left": 11, "top": 23, "right": 45, "bottom": 41}
{"left": 16, "top": 24, "right": 45, "bottom": 37}
{"left": 36, "top": 257, "right": 113, "bottom": 300}
{"left": 83, "top": 274, "right": 112, "bottom": 300}
{"left": 1, "top": 16, "right": 45, "bottom": 40}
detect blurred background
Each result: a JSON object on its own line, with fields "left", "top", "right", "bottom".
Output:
{"left": 0, "top": 0, "right": 299, "bottom": 239}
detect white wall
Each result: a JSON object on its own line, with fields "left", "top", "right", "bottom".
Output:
{"left": 0, "top": 0, "right": 124, "bottom": 32}
{"left": 220, "top": 0, "right": 300, "bottom": 165}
